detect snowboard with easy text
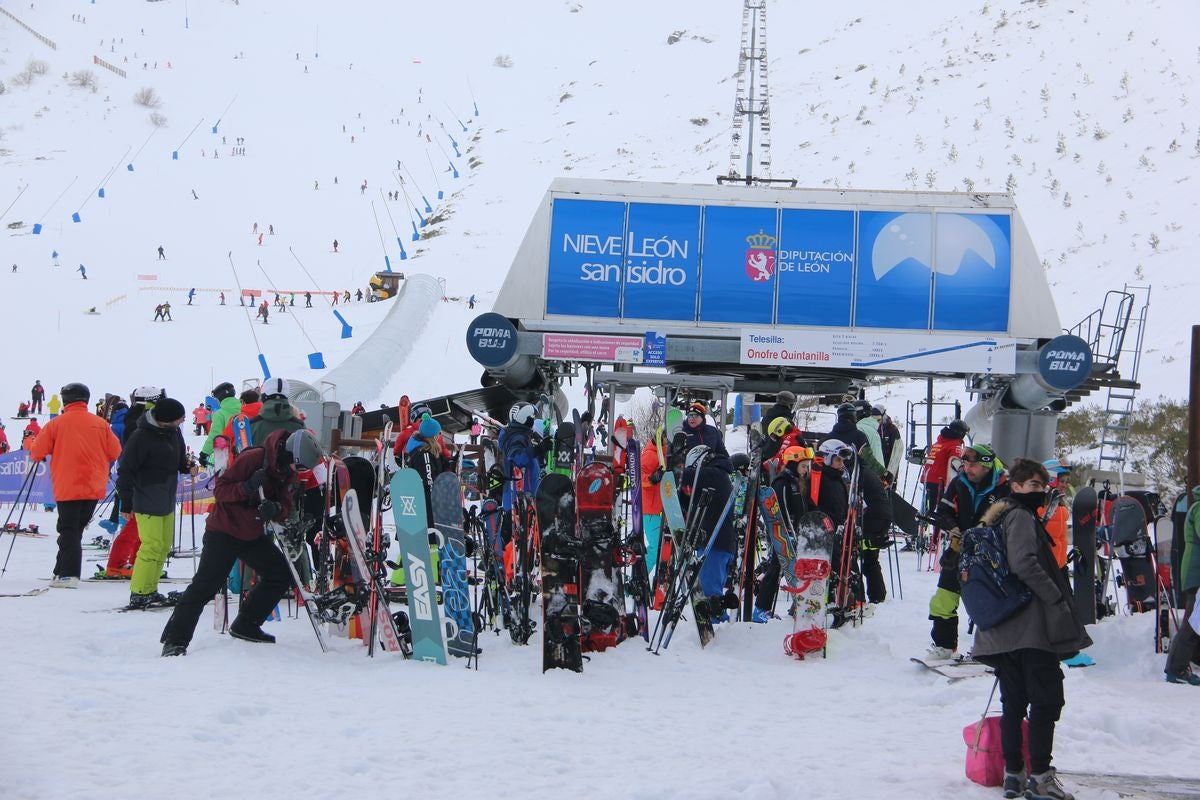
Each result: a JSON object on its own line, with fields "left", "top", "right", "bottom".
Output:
{"left": 431, "top": 471, "right": 475, "bottom": 660}
{"left": 389, "top": 468, "right": 447, "bottom": 664}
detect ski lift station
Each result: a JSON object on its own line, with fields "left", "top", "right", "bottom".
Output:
{"left": 467, "top": 178, "right": 1144, "bottom": 465}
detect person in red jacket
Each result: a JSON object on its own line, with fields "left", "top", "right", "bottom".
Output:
{"left": 192, "top": 403, "right": 210, "bottom": 436}
{"left": 392, "top": 403, "right": 451, "bottom": 465}
{"left": 919, "top": 419, "right": 969, "bottom": 517}
{"left": 28, "top": 383, "right": 122, "bottom": 587}
{"left": 640, "top": 428, "right": 666, "bottom": 576}
{"left": 159, "top": 429, "right": 324, "bottom": 656}
{"left": 0, "top": 422, "right": 9, "bottom": 454}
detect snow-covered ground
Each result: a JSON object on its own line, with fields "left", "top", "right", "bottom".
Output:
{"left": 3, "top": 1, "right": 1199, "bottom": 797}
{"left": 0, "top": 508, "right": 1193, "bottom": 800}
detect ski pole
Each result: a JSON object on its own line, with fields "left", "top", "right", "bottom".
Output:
{"left": 190, "top": 474, "right": 197, "bottom": 575}
{"left": 0, "top": 462, "right": 40, "bottom": 580}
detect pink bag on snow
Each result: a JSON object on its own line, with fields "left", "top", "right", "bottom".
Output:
{"left": 963, "top": 678, "right": 1030, "bottom": 787}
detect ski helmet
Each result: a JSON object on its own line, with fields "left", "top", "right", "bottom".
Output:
{"left": 767, "top": 416, "right": 793, "bottom": 440}
{"left": 285, "top": 429, "right": 325, "bottom": 469}
{"left": 509, "top": 402, "right": 536, "bottom": 427}
{"left": 731, "top": 452, "right": 751, "bottom": 472}
{"left": 131, "top": 386, "right": 165, "bottom": 405}
{"left": 60, "top": 382, "right": 90, "bottom": 405}
{"left": 852, "top": 399, "right": 873, "bottom": 420}
{"left": 684, "top": 444, "right": 711, "bottom": 469}
{"left": 409, "top": 402, "right": 432, "bottom": 424}
{"left": 261, "top": 377, "right": 290, "bottom": 400}
{"left": 782, "top": 445, "right": 814, "bottom": 464}
{"left": 945, "top": 419, "right": 970, "bottom": 439}
{"left": 212, "top": 382, "right": 236, "bottom": 402}
{"left": 818, "top": 439, "right": 853, "bottom": 462}
{"left": 835, "top": 402, "right": 857, "bottom": 421}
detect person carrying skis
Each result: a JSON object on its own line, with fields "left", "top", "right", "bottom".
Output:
{"left": 192, "top": 403, "right": 210, "bottom": 436}
{"left": 926, "top": 443, "right": 1010, "bottom": 660}
{"left": 752, "top": 445, "right": 815, "bottom": 623}
{"left": 47, "top": 393, "right": 62, "bottom": 419}
{"left": 199, "top": 382, "right": 241, "bottom": 469}
{"left": 1163, "top": 484, "right": 1200, "bottom": 685}
{"left": 28, "top": 383, "right": 122, "bottom": 588}
{"left": 681, "top": 401, "right": 732, "bottom": 473}
{"left": 159, "top": 429, "right": 324, "bottom": 655}
{"left": 971, "top": 458, "right": 1092, "bottom": 800}
{"left": 680, "top": 445, "right": 737, "bottom": 624}
{"left": 30, "top": 380, "right": 45, "bottom": 414}
{"left": 116, "top": 397, "right": 197, "bottom": 608}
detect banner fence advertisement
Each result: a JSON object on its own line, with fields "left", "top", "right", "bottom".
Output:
{"left": 0, "top": 450, "right": 215, "bottom": 506}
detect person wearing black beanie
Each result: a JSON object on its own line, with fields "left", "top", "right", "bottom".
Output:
{"left": 115, "top": 397, "right": 198, "bottom": 608}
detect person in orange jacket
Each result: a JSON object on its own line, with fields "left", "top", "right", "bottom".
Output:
{"left": 29, "top": 383, "right": 122, "bottom": 588}
{"left": 640, "top": 428, "right": 666, "bottom": 576}
{"left": 1042, "top": 458, "right": 1073, "bottom": 577}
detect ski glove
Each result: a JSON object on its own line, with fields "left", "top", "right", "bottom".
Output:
{"left": 649, "top": 467, "right": 664, "bottom": 485}
{"left": 244, "top": 468, "right": 268, "bottom": 496}
{"left": 198, "top": 452, "right": 210, "bottom": 468}
{"left": 258, "top": 499, "right": 282, "bottom": 521}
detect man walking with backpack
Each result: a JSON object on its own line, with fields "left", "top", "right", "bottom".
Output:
{"left": 970, "top": 458, "right": 1092, "bottom": 800}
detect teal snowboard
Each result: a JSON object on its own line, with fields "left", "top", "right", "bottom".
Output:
{"left": 390, "top": 468, "right": 447, "bottom": 665}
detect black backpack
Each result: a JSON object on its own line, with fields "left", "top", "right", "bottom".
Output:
{"left": 958, "top": 520, "right": 1033, "bottom": 631}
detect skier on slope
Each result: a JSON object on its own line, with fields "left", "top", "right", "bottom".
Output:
{"left": 187, "top": 288, "right": 196, "bottom": 305}
{"left": 679, "top": 444, "right": 737, "bottom": 624}
{"left": 30, "top": 380, "right": 45, "bottom": 414}
{"left": 116, "top": 397, "right": 197, "bottom": 608}
{"left": 161, "top": 302, "right": 172, "bottom": 321}
{"left": 160, "top": 429, "right": 324, "bottom": 656}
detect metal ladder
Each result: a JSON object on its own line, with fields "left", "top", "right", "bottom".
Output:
{"left": 727, "top": 0, "right": 772, "bottom": 181}
{"left": 1096, "top": 284, "right": 1151, "bottom": 479}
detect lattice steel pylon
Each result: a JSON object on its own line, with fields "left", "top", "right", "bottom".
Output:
{"left": 727, "top": 0, "right": 772, "bottom": 183}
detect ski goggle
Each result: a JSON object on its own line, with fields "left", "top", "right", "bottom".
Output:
{"left": 821, "top": 446, "right": 854, "bottom": 461}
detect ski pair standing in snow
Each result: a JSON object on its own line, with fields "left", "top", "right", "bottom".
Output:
{"left": 160, "top": 429, "right": 325, "bottom": 655}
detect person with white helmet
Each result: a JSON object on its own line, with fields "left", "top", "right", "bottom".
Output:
{"left": 498, "top": 402, "right": 550, "bottom": 514}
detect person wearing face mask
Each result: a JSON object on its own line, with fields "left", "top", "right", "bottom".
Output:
{"left": 971, "top": 458, "right": 1092, "bottom": 800}
{"left": 752, "top": 445, "right": 815, "bottom": 623}
{"left": 927, "top": 443, "right": 1010, "bottom": 660}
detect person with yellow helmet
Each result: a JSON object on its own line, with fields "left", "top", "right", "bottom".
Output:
{"left": 763, "top": 415, "right": 805, "bottom": 479}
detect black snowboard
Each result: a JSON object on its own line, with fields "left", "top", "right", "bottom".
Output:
{"left": 1171, "top": 491, "right": 1188, "bottom": 609}
{"left": 1071, "top": 486, "right": 1098, "bottom": 625}
{"left": 889, "top": 489, "right": 921, "bottom": 537}
{"left": 1109, "top": 495, "right": 1156, "bottom": 612}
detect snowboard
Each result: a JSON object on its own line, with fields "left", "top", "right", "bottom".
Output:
{"left": 432, "top": 471, "right": 475, "bottom": 660}
{"left": 758, "top": 485, "right": 796, "bottom": 588}
{"left": 576, "top": 462, "right": 626, "bottom": 652}
{"left": 1170, "top": 491, "right": 1188, "bottom": 609}
{"left": 624, "top": 438, "right": 651, "bottom": 641}
{"left": 1109, "top": 495, "right": 1157, "bottom": 612}
{"left": 889, "top": 488, "right": 921, "bottom": 538}
{"left": 1071, "top": 486, "right": 1098, "bottom": 626}
{"left": 389, "top": 468, "right": 447, "bottom": 664}
{"left": 540, "top": 477, "right": 583, "bottom": 671}
{"left": 783, "top": 510, "right": 835, "bottom": 659}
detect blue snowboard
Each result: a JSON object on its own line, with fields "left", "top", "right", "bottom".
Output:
{"left": 390, "top": 468, "right": 447, "bottom": 665}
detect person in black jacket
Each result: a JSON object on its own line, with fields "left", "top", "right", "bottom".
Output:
{"left": 406, "top": 416, "right": 445, "bottom": 528}
{"left": 681, "top": 401, "right": 732, "bottom": 473}
{"left": 680, "top": 446, "right": 736, "bottom": 622}
{"left": 753, "top": 445, "right": 814, "bottom": 622}
{"left": 927, "top": 443, "right": 1010, "bottom": 658}
{"left": 824, "top": 402, "right": 886, "bottom": 477}
{"left": 759, "top": 390, "right": 796, "bottom": 439}
{"left": 858, "top": 465, "right": 893, "bottom": 604}
{"left": 116, "top": 398, "right": 196, "bottom": 608}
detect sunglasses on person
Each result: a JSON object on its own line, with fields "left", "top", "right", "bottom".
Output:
{"left": 687, "top": 412, "right": 702, "bottom": 418}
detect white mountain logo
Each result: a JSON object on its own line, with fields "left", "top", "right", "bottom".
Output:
{"left": 870, "top": 213, "right": 996, "bottom": 280}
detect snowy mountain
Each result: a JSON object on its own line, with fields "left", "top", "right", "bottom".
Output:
{"left": 2, "top": 3, "right": 1198, "bottom": 798}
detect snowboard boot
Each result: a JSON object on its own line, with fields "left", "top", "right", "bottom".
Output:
{"left": 926, "top": 645, "right": 956, "bottom": 661}
{"left": 229, "top": 619, "right": 277, "bottom": 644}
{"left": 128, "top": 591, "right": 168, "bottom": 610}
{"left": 1002, "top": 770, "right": 1026, "bottom": 799}
{"left": 1165, "top": 669, "right": 1200, "bottom": 686}
{"left": 1026, "top": 768, "right": 1074, "bottom": 800}
{"left": 161, "top": 642, "right": 187, "bottom": 657}
{"left": 751, "top": 606, "right": 773, "bottom": 624}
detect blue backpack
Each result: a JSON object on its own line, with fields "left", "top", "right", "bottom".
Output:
{"left": 958, "top": 522, "right": 1033, "bottom": 631}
